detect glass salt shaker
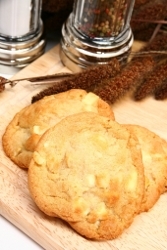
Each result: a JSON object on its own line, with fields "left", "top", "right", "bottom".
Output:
{"left": 0, "top": 0, "right": 45, "bottom": 68}
{"left": 60, "top": 0, "right": 135, "bottom": 72}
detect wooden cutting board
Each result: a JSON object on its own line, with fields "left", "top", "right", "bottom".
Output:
{"left": 0, "top": 43, "right": 167, "bottom": 250}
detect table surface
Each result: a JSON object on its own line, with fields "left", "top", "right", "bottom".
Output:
{"left": 0, "top": 33, "right": 58, "bottom": 250}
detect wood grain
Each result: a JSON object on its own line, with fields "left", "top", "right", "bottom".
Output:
{"left": 0, "top": 43, "right": 167, "bottom": 250}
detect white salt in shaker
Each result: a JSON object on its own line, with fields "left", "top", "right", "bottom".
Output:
{"left": 0, "top": 0, "right": 45, "bottom": 67}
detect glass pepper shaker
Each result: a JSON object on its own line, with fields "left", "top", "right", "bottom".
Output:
{"left": 60, "top": 0, "right": 135, "bottom": 72}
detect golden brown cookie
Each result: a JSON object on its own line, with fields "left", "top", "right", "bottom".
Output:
{"left": 2, "top": 89, "right": 114, "bottom": 169}
{"left": 124, "top": 124, "right": 167, "bottom": 212}
{"left": 163, "top": 145, "right": 167, "bottom": 193}
{"left": 28, "top": 112, "right": 144, "bottom": 240}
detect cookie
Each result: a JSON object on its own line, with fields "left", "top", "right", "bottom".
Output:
{"left": 163, "top": 147, "right": 167, "bottom": 192}
{"left": 28, "top": 112, "right": 144, "bottom": 240}
{"left": 2, "top": 89, "right": 114, "bottom": 169}
{"left": 124, "top": 124, "right": 167, "bottom": 212}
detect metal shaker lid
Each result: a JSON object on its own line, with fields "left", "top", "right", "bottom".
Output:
{"left": 0, "top": 21, "right": 45, "bottom": 67}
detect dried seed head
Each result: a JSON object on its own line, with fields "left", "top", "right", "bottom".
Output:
{"left": 154, "top": 81, "right": 167, "bottom": 100}
{"left": 31, "top": 59, "right": 120, "bottom": 103}
{"left": 134, "top": 59, "right": 167, "bottom": 100}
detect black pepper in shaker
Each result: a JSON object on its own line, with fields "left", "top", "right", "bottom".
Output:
{"left": 60, "top": 0, "right": 135, "bottom": 72}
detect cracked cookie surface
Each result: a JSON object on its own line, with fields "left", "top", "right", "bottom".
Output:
{"left": 2, "top": 89, "right": 114, "bottom": 168}
{"left": 28, "top": 112, "right": 144, "bottom": 240}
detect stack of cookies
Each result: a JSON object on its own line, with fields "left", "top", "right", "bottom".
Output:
{"left": 2, "top": 89, "right": 167, "bottom": 240}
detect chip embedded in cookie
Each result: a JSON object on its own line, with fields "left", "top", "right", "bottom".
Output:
{"left": 28, "top": 112, "right": 144, "bottom": 240}
{"left": 2, "top": 89, "right": 114, "bottom": 169}
{"left": 124, "top": 124, "right": 167, "bottom": 212}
